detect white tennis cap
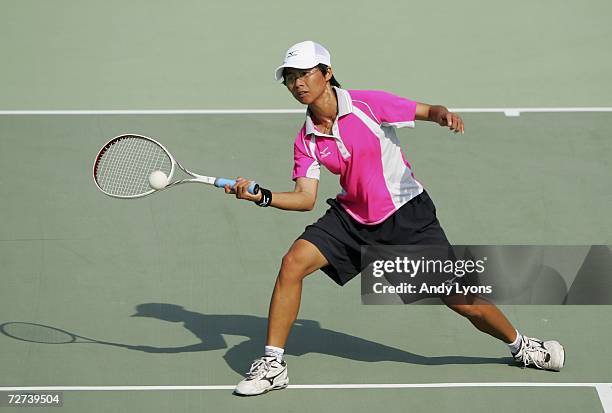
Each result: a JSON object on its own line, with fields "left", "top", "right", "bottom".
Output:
{"left": 274, "top": 41, "right": 331, "bottom": 81}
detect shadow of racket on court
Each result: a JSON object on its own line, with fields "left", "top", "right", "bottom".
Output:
{"left": 0, "top": 321, "right": 156, "bottom": 351}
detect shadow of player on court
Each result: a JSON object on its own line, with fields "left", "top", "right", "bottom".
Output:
{"left": 128, "top": 303, "right": 510, "bottom": 374}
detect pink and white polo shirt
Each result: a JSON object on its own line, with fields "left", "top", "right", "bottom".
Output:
{"left": 292, "top": 87, "right": 424, "bottom": 225}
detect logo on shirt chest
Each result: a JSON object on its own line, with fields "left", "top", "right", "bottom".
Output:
{"left": 320, "top": 146, "right": 331, "bottom": 158}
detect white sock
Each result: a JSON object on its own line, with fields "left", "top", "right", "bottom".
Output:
{"left": 264, "top": 345, "right": 285, "bottom": 361}
{"left": 507, "top": 330, "right": 523, "bottom": 355}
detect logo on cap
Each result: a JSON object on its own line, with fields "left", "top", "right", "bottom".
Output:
{"left": 287, "top": 51, "right": 298, "bottom": 58}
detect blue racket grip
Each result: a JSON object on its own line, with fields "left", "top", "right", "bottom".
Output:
{"left": 214, "top": 178, "right": 260, "bottom": 195}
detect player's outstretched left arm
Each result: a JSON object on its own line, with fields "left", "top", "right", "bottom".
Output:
{"left": 415, "top": 103, "right": 465, "bottom": 134}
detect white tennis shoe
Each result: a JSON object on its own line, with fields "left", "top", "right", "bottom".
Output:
{"left": 513, "top": 336, "right": 565, "bottom": 371}
{"left": 234, "top": 356, "right": 289, "bottom": 396}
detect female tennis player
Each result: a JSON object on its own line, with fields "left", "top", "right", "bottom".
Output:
{"left": 227, "top": 41, "right": 565, "bottom": 396}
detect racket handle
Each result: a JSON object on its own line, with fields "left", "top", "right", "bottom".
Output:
{"left": 214, "top": 178, "right": 260, "bottom": 195}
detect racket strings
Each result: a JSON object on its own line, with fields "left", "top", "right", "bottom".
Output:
{"left": 95, "top": 136, "right": 172, "bottom": 197}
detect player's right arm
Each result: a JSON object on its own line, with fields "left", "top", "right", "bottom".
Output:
{"left": 228, "top": 177, "right": 318, "bottom": 211}
{"left": 268, "top": 177, "right": 318, "bottom": 211}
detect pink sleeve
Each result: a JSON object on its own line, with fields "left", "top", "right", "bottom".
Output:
{"left": 353, "top": 90, "right": 417, "bottom": 127}
{"left": 292, "top": 133, "right": 320, "bottom": 181}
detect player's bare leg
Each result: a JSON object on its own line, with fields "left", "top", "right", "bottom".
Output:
{"left": 235, "top": 239, "right": 327, "bottom": 396}
{"left": 442, "top": 294, "right": 564, "bottom": 371}
{"left": 266, "top": 239, "right": 328, "bottom": 347}
{"left": 442, "top": 293, "right": 517, "bottom": 342}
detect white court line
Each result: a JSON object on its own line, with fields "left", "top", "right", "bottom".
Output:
{"left": 597, "top": 384, "right": 612, "bottom": 413}
{"left": 1, "top": 382, "right": 610, "bottom": 390}
{"left": 0, "top": 109, "right": 305, "bottom": 115}
{"left": 2, "top": 383, "right": 610, "bottom": 410}
{"left": 0, "top": 107, "right": 611, "bottom": 116}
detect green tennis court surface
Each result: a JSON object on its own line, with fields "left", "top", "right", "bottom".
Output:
{"left": 1, "top": 113, "right": 611, "bottom": 412}
{"left": 2, "top": 0, "right": 612, "bottom": 410}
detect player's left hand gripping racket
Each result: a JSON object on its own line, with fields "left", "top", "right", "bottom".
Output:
{"left": 93, "top": 134, "right": 259, "bottom": 199}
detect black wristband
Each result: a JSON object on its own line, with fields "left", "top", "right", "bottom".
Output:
{"left": 255, "top": 188, "right": 272, "bottom": 207}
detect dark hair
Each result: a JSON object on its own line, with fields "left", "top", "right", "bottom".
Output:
{"left": 316, "top": 64, "right": 341, "bottom": 87}
{"left": 282, "top": 64, "right": 341, "bottom": 88}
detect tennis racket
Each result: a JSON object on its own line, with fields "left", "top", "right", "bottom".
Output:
{"left": 93, "top": 133, "right": 259, "bottom": 199}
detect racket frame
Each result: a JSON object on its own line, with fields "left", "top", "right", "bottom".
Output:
{"left": 93, "top": 133, "right": 245, "bottom": 199}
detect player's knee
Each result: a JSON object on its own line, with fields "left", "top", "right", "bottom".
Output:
{"left": 279, "top": 251, "right": 309, "bottom": 283}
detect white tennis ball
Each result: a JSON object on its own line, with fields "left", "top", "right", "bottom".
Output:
{"left": 148, "top": 170, "right": 168, "bottom": 190}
